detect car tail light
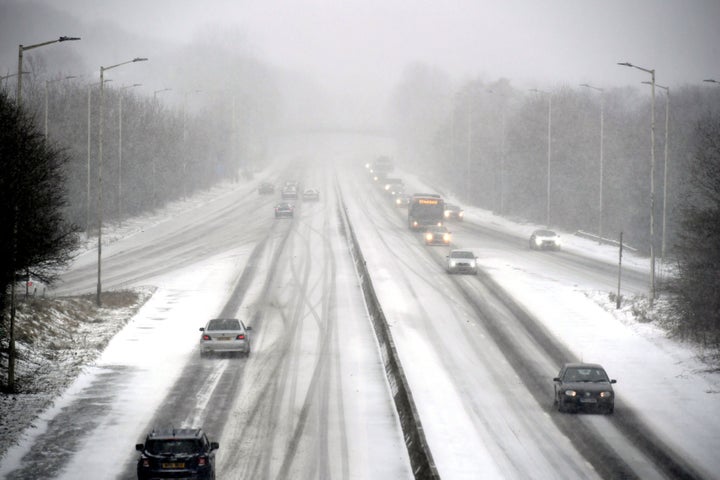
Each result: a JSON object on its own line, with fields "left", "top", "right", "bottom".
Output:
{"left": 198, "top": 456, "right": 207, "bottom": 466}
{"left": 202, "top": 334, "right": 211, "bottom": 341}
{"left": 236, "top": 334, "right": 245, "bottom": 340}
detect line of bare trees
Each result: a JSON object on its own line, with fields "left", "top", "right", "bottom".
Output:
{"left": 390, "top": 64, "right": 720, "bottom": 347}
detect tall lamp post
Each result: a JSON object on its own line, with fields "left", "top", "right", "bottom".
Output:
{"left": 580, "top": 83, "right": 605, "bottom": 242}
{"left": 44, "top": 75, "right": 76, "bottom": 139}
{"left": 530, "top": 88, "right": 552, "bottom": 227}
{"left": 97, "top": 58, "right": 148, "bottom": 306}
{"left": 86, "top": 79, "right": 112, "bottom": 232}
{"left": 643, "top": 81, "right": 670, "bottom": 263}
{"left": 17, "top": 36, "right": 80, "bottom": 101}
{"left": 118, "top": 83, "right": 143, "bottom": 223}
{"left": 618, "top": 61, "right": 656, "bottom": 302}
{"left": 152, "top": 88, "right": 172, "bottom": 205}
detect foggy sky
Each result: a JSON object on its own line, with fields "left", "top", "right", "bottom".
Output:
{"left": 2, "top": 0, "right": 719, "bottom": 130}
{"left": 18, "top": 0, "right": 720, "bottom": 89}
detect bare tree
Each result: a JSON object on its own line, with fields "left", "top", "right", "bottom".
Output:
{"left": 0, "top": 90, "right": 79, "bottom": 393}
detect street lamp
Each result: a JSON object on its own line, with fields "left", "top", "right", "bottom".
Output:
{"left": 580, "top": 83, "right": 605, "bottom": 242}
{"left": 86, "top": 79, "right": 112, "bottom": 232}
{"left": 530, "top": 88, "right": 552, "bottom": 227}
{"left": 151, "top": 88, "right": 172, "bottom": 204}
{"left": 643, "top": 80, "right": 670, "bottom": 263}
{"left": 97, "top": 57, "right": 148, "bottom": 306}
{"left": 618, "top": 61, "right": 657, "bottom": 302}
{"left": 44, "top": 75, "right": 76, "bottom": 139}
{"left": 118, "top": 83, "right": 143, "bottom": 223}
{"left": 17, "top": 36, "right": 80, "bottom": 102}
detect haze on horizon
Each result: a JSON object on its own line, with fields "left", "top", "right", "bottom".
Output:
{"left": 1, "top": 0, "right": 719, "bottom": 129}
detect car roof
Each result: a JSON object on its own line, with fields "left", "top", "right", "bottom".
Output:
{"left": 533, "top": 229, "right": 557, "bottom": 235}
{"left": 562, "top": 362, "right": 606, "bottom": 370}
{"left": 146, "top": 427, "right": 204, "bottom": 440}
{"left": 450, "top": 249, "right": 473, "bottom": 254}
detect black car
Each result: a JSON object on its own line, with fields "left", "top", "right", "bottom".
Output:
{"left": 274, "top": 202, "right": 294, "bottom": 218}
{"left": 258, "top": 182, "right": 275, "bottom": 194}
{"left": 553, "top": 363, "right": 616, "bottom": 414}
{"left": 136, "top": 427, "right": 219, "bottom": 479}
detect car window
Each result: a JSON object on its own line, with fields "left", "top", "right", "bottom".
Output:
{"left": 452, "top": 251, "right": 474, "bottom": 259}
{"left": 564, "top": 367, "right": 608, "bottom": 382}
{"left": 146, "top": 439, "right": 200, "bottom": 455}
{"left": 207, "top": 320, "right": 222, "bottom": 330}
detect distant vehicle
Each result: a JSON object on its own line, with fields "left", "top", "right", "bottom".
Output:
{"left": 281, "top": 186, "right": 297, "bottom": 199}
{"left": 553, "top": 363, "right": 616, "bottom": 414}
{"left": 446, "top": 249, "right": 478, "bottom": 274}
{"left": 303, "top": 188, "right": 320, "bottom": 201}
{"left": 381, "top": 178, "right": 403, "bottom": 193}
{"left": 444, "top": 204, "right": 464, "bottom": 221}
{"left": 409, "top": 193, "right": 444, "bottom": 230}
{"left": 135, "top": 427, "right": 219, "bottom": 480}
{"left": 424, "top": 225, "right": 451, "bottom": 245}
{"left": 199, "top": 318, "right": 252, "bottom": 358}
{"left": 368, "top": 156, "right": 394, "bottom": 176}
{"left": 258, "top": 182, "right": 275, "bottom": 194}
{"left": 274, "top": 202, "right": 294, "bottom": 218}
{"left": 529, "top": 229, "right": 561, "bottom": 250}
{"left": 395, "top": 193, "right": 411, "bottom": 208}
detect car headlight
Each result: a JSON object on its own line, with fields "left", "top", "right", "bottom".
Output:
{"left": 458, "top": 211, "right": 464, "bottom": 218}
{"left": 564, "top": 390, "right": 577, "bottom": 397}
{"left": 425, "top": 233, "right": 433, "bottom": 241}
{"left": 443, "top": 234, "right": 451, "bottom": 242}
{"left": 449, "top": 260, "right": 457, "bottom": 267}
{"left": 444, "top": 211, "right": 450, "bottom": 218}
{"left": 599, "top": 391, "right": 613, "bottom": 398}
{"left": 535, "top": 238, "right": 542, "bottom": 246}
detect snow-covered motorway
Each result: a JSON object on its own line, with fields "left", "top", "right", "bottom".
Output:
{"left": 2, "top": 133, "right": 719, "bottom": 480}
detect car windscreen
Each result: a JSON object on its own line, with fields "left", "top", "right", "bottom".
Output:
{"left": 452, "top": 251, "right": 474, "bottom": 259}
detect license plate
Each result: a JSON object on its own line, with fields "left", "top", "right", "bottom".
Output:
{"left": 162, "top": 462, "right": 185, "bottom": 468}
{"left": 580, "top": 398, "right": 597, "bottom": 403}
{"left": 217, "top": 337, "right": 231, "bottom": 341}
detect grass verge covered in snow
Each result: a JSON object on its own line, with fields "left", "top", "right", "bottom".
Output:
{"left": 0, "top": 288, "right": 153, "bottom": 458}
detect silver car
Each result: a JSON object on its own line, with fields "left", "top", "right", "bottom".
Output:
{"left": 446, "top": 249, "right": 478, "bottom": 274}
{"left": 199, "top": 318, "right": 252, "bottom": 358}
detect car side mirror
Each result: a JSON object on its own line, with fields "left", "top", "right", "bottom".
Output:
{"left": 210, "top": 442, "right": 219, "bottom": 451}
{"left": 552, "top": 377, "right": 561, "bottom": 382}
{"left": 199, "top": 327, "right": 205, "bottom": 332}
{"left": 245, "top": 326, "right": 252, "bottom": 331}
{"left": 610, "top": 379, "right": 617, "bottom": 384}
{"left": 136, "top": 443, "right": 144, "bottom": 451}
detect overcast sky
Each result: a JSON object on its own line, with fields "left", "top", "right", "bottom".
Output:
{"left": 23, "top": 0, "right": 720, "bottom": 90}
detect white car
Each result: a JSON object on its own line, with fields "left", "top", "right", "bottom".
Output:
{"left": 303, "top": 188, "right": 320, "bottom": 201}
{"left": 446, "top": 249, "right": 478, "bottom": 274}
{"left": 529, "top": 229, "right": 561, "bottom": 250}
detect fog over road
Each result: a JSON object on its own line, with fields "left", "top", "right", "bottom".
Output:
{"left": 2, "top": 134, "right": 714, "bottom": 480}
